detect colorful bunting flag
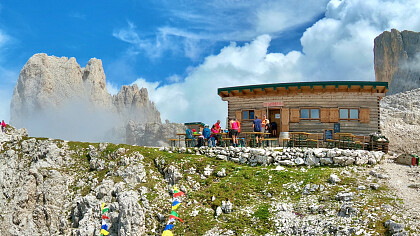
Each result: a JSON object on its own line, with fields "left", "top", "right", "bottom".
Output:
{"left": 162, "top": 230, "right": 174, "bottom": 236}
{"left": 161, "top": 187, "right": 187, "bottom": 235}
{"left": 172, "top": 200, "right": 181, "bottom": 210}
{"left": 100, "top": 203, "right": 110, "bottom": 236}
{"left": 164, "top": 224, "right": 174, "bottom": 231}
{"left": 169, "top": 211, "right": 184, "bottom": 223}
{"left": 102, "top": 207, "right": 109, "bottom": 214}
{"left": 173, "top": 191, "right": 185, "bottom": 198}
{"left": 167, "top": 218, "right": 176, "bottom": 224}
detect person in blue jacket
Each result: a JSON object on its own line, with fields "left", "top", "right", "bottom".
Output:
{"left": 202, "top": 124, "right": 212, "bottom": 147}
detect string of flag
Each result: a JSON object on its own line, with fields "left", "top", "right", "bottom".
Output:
{"left": 162, "top": 186, "right": 185, "bottom": 236}
{"left": 100, "top": 203, "right": 110, "bottom": 236}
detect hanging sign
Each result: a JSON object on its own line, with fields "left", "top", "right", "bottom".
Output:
{"left": 263, "top": 101, "right": 284, "bottom": 107}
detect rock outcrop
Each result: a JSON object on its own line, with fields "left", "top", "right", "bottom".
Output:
{"left": 10, "top": 53, "right": 162, "bottom": 143}
{"left": 0, "top": 126, "right": 149, "bottom": 235}
{"left": 374, "top": 29, "right": 420, "bottom": 95}
{"left": 380, "top": 88, "right": 420, "bottom": 154}
{"left": 125, "top": 120, "right": 186, "bottom": 147}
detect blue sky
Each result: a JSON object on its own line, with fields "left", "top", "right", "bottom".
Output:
{"left": 1, "top": 0, "right": 420, "bottom": 125}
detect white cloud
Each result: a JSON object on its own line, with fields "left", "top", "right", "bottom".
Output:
{"left": 129, "top": 0, "right": 420, "bottom": 128}
{"left": 131, "top": 78, "right": 160, "bottom": 94}
{"left": 0, "top": 67, "right": 18, "bottom": 123}
{"left": 0, "top": 30, "right": 8, "bottom": 47}
{"left": 166, "top": 74, "right": 182, "bottom": 83}
{"left": 255, "top": 0, "right": 329, "bottom": 34}
{"left": 113, "top": 0, "right": 330, "bottom": 59}
{"left": 135, "top": 35, "right": 302, "bottom": 126}
{"left": 106, "top": 82, "right": 119, "bottom": 95}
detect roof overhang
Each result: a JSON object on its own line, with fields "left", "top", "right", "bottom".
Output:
{"left": 217, "top": 81, "right": 388, "bottom": 98}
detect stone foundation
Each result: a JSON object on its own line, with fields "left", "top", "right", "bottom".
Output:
{"left": 161, "top": 146, "right": 384, "bottom": 167}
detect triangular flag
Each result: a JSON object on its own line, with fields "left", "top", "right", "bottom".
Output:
{"left": 100, "top": 229, "right": 109, "bottom": 235}
{"left": 169, "top": 215, "right": 184, "bottom": 223}
{"left": 102, "top": 219, "right": 107, "bottom": 225}
{"left": 102, "top": 215, "right": 110, "bottom": 220}
{"left": 164, "top": 224, "right": 174, "bottom": 231}
{"left": 173, "top": 191, "right": 185, "bottom": 198}
{"left": 167, "top": 218, "right": 176, "bottom": 224}
{"left": 101, "top": 224, "right": 108, "bottom": 230}
{"left": 101, "top": 203, "right": 105, "bottom": 212}
{"left": 172, "top": 200, "right": 181, "bottom": 210}
{"left": 162, "top": 230, "right": 174, "bottom": 236}
{"left": 102, "top": 207, "right": 109, "bottom": 214}
{"left": 173, "top": 186, "right": 180, "bottom": 193}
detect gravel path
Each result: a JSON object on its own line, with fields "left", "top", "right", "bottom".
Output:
{"left": 380, "top": 157, "right": 420, "bottom": 234}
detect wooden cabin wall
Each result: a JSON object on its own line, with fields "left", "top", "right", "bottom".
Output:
{"left": 224, "top": 92, "right": 381, "bottom": 135}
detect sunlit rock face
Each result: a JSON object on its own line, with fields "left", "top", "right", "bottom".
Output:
{"left": 374, "top": 29, "right": 420, "bottom": 95}
{"left": 10, "top": 53, "right": 161, "bottom": 142}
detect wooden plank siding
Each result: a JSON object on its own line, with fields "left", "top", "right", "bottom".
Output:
{"left": 223, "top": 92, "right": 381, "bottom": 135}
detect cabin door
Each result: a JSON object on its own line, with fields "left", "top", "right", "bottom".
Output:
{"left": 268, "top": 109, "right": 281, "bottom": 137}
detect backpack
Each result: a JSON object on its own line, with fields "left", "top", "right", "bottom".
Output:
{"left": 186, "top": 129, "right": 193, "bottom": 139}
{"left": 203, "top": 128, "right": 211, "bottom": 139}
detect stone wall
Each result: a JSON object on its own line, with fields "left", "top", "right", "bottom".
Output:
{"left": 161, "top": 146, "right": 384, "bottom": 167}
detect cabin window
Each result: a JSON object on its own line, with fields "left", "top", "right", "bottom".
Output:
{"left": 340, "top": 108, "right": 359, "bottom": 120}
{"left": 300, "top": 108, "right": 320, "bottom": 120}
{"left": 242, "top": 110, "right": 255, "bottom": 120}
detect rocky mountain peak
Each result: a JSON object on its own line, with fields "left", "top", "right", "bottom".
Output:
{"left": 374, "top": 29, "right": 420, "bottom": 94}
{"left": 10, "top": 53, "right": 161, "bottom": 142}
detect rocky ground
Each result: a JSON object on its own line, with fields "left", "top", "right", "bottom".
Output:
{"left": 381, "top": 88, "right": 420, "bottom": 154}
{"left": 380, "top": 158, "right": 420, "bottom": 233}
{"left": 0, "top": 126, "right": 418, "bottom": 235}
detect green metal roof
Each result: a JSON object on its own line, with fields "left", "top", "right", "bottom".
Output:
{"left": 184, "top": 122, "right": 205, "bottom": 126}
{"left": 218, "top": 81, "right": 388, "bottom": 95}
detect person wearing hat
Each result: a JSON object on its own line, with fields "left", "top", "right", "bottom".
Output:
{"left": 202, "top": 124, "right": 212, "bottom": 147}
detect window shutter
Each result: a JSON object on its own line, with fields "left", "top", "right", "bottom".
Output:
{"left": 255, "top": 109, "right": 264, "bottom": 120}
{"left": 290, "top": 108, "right": 300, "bottom": 123}
{"left": 360, "top": 108, "right": 370, "bottom": 123}
{"left": 329, "top": 108, "right": 339, "bottom": 123}
{"left": 320, "top": 108, "right": 330, "bottom": 123}
{"left": 281, "top": 108, "right": 289, "bottom": 132}
{"left": 235, "top": 110, "right": 242, "bottom": 121}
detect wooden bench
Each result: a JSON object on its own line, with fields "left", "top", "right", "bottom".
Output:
{"left": 263, "top": 138, "right": 278, "bottom": 147}
{"left": 221, "top": 138, "right": 232, "bottom": 147}
{"left": 185, "top": 138, "right": 195, "bottom": 147}
{"left": 306, "top": 139, "right": 319, "bottom": 148}
{"left": 168, "top": 138, "right": 178, "bottom": 147}
{"left": 279, "top": 138, "right": 290, "bottom": 147}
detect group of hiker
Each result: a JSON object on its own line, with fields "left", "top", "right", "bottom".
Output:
{"left": 186, "top": 115, "right": 273, "bottom": 148}
{"left": 227, "top": 114, "right": 272, "bottom": 147}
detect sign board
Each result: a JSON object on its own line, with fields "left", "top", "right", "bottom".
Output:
{"left": 275, "top": 113, "right": 280, "bottom": 119}
{"left": 263, "top": 101, "right": 284, "bottom": 107}
{"left": 334, "top": 123, "right": 340, "bottom": 133}
{"left": 324, "top": 129, "right": 333, "bottom": 140}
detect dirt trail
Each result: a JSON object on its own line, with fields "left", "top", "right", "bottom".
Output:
{"left": 380, "top": 157, "right": 420, "bottom": 234}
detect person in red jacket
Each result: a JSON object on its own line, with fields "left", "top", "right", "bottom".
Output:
{"left": 1, "top": 120, "right": 6, "bottom": 133}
